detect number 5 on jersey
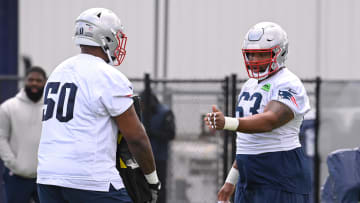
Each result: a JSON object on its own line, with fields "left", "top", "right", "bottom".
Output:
{"left": 42, "top": 82, "right": 78, "bottom": 122}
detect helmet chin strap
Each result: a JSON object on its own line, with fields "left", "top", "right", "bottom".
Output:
{"left": 256, "top": 62, "right": 282, "bottom": 80}
{"left": 105, "top": 49, "right": 114, "bottom": 66}
{"left": 255, "top": 64, "right": 270, "bottom": 80}
{"left": 101, "top": 38, "right": 115, "bottom": 66}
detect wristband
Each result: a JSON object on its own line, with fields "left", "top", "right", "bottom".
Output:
{"left": 145, "top": 170, "right": 159, "bottom": 184}
{"left": 223, "top": 117, "right": 239, "bottom": 131}
{"left": 225, "top": 167, "right": 239, "bottom": 185}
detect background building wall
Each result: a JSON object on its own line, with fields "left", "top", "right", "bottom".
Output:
{"left": 19, "top": 0, "right": 360, "bottom": 80}
{"left": 17, "top": 0, "right": 360, "bottom": 201}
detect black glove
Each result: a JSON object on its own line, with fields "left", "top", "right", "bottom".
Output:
{"left": 146, "top": 181, "right": 161, "bottom": 203}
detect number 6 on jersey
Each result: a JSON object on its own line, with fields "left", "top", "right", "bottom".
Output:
{"left": 42, "top": 82, "right": 78, "bottom": 122}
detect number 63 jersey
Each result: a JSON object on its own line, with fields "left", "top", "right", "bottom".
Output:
{"left": 236, "top": 68, "right": 310, "bottom": 155}
{"left": 37, "top": 54, "right": 133, "bottom": 192}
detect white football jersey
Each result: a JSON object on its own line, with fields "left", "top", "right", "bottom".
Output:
{"left": 37, "top": 54, "right": 133, "bottom": 192}
{"left": 236, "top": 68, "right": 310, "bottom": 154}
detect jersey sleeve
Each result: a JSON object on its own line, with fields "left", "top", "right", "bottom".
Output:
{"left": 270, "top": 79, "right": 310, "bottom": 116}
{"left": 97, "top": 69, "right": 134, "bottom": 117}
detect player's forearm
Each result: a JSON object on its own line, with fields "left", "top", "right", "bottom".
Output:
{"left": 232, "top": 160, "right": 237, "bottom": 169}
{"left": 237, "top": 111, "right": 279, "bottom": 133}
{"left": 126, "top": 133, "right": 156, "bottom": 174}
{"left": 237, "top": 101, "right": 294, "bottom": 133}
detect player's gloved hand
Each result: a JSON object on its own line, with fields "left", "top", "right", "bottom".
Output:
{"left": 147, "top": 181, "right": 161, "bottom": 203}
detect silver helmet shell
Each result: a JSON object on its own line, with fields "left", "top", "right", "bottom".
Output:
{"left": 74, "top": 8, "right": 127, "bottom": 66}
{"left": 242, "top": 22, "right": 288, "bottom": 80}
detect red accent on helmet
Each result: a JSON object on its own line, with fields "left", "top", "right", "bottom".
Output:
{"left": 114, "top": 31, "right": 128, "bottom": 66}
{"left": 242, "top": 46, "right": 281, "bottom": 80}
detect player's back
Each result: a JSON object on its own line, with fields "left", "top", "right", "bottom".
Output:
{"left": 37, "top": 53, "right": 133, "bottom": 191}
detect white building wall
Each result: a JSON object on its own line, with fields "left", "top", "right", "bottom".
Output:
{"left": 19, "top": 0, "right": 360, "bottom": 198}
{"left": 20, "top": 0, "right": 360, "bottom": 80}
{"left": 318, "top": 0, "right": 360, "bottom": 79}
{"left": 19, "top": 0, "right": 155, "bottom": 78}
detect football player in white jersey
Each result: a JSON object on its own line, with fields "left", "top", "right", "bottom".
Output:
{"left": 205, "top": 22, "right": 311, "bottom": 203}
{"left": 37, "top": 8, "right": 160, "bottom": 203}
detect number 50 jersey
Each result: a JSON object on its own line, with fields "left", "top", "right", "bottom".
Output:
{"left": 236, "top": 68, "right": 310, "bottom": 155}
{"left": 37, "top": 54, "right": 133, "bottom": 192}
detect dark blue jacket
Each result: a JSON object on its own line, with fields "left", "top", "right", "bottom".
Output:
{"left": 146, "top": 103, "right": 175, "bottom": 161}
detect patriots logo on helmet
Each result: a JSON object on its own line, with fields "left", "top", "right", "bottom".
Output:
{"left": 278, "top": 89, "right": 299, "bottom": 108}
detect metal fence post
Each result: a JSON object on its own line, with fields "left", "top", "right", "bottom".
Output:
{"left": 223, "top": 76, "right": 230, "bottom": 182}
{"left": 314, "top": 76, "right": 321, "bottom": 203}
{"left": 231, "top": 74, "right": 237, "bottom": 163}
{"left": 143, "top": 73, "right": 152, "bottom": 129}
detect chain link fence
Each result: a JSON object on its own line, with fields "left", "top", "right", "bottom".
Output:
{"left": 2, "top": 75, "right": 360, "bottom": 203}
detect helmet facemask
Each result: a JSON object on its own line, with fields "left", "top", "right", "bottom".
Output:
{"left": 242, "top": 46, "right": 281, "bottom": 80}
{"left": 101, "top": 30, "right": 127, "bottom": 66}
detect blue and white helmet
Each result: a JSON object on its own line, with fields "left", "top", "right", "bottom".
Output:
{"left": 74, "top": 8, "right": 127, "bottom": 66}
{"left": 242, "top": 22, "right": 288, "bottom": 80}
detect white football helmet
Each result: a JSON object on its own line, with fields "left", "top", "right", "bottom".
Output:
{"left": 74, "top": 8, "right": 127, "bottom": 66}
{"left": 242, "top": 22, "right": 288, "bottom": 80}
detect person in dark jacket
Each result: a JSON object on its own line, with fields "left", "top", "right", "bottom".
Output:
{"left": 141, "top": 91, "right": 176, "bottom": 203}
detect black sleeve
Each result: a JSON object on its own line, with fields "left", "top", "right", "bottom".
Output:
{"left": 162, "top": 110, "right": 176, "bottom": 140}
{"left": 147, "top": 110, "right": 176, "bottom": 141}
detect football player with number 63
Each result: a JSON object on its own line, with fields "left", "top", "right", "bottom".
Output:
{"left": 205, "top": 22, "right": 312, "bottom": 203}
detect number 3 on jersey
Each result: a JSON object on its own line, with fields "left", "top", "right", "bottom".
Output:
{"left": 42, "top": 82, "right": 78, "bottom": 122}
{"left": 236, "top": 92, "right": 262, "bottom": 117}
